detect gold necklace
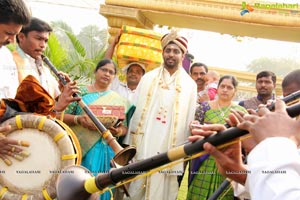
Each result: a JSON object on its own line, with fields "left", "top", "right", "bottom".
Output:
{"left": 133, "top": 67, "right": 181, "bottom": 148}
{"left": 158, "top": 72, "right": 176, "bottom": 90}
{"left": 217, "top": 101, "right": 232, "bottom": 117}
{"left": 156, "top": 70, "right": 181, "bottom": 123}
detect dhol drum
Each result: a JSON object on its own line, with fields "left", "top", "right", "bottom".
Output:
{"left": 0, "top": 114, "right": 82, "bottom": 200}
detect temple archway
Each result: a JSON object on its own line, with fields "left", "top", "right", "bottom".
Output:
{"left": 99, "top": 0, "right": 300, "bottom": 96}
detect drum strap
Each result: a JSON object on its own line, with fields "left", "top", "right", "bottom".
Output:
{"left": 38, "top": 116, "right": 47, "bottom": 130}
{"left": 16, "top": 115, "right": 22, "bottom": 129}
{"left": 54, "top": 132, "right": 65, "bottom": 142}
{"left": 62, "top": 154, "right": 78, "bottom": 160}
{"left": 55, "top": 119, "right": 82, "bottom": 164}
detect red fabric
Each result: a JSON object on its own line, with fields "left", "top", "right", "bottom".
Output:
{"left": 0, "top": 100, "right": 6, "bottom": 118}
{"left": 0, "top": 75, "right": 56, "bottom": 120}
{"left": 207, "top": 87, "right": 217, "bottom": 100}
{"left": 14, "top": 75, "right": 55, "bottom": 115}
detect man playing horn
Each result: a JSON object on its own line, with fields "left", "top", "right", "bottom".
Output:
{"left": 13, "top": 17, "right": 81, "bottom": 112}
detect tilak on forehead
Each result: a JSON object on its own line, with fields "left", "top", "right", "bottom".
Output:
{"left": 161, "top": 29, "right": 188, "bottom": 54}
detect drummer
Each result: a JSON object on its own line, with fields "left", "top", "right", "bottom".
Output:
{"left": 0, "top": 2, "right": 79, "bottom": 165}
{"left": 1, "top": 17, "right": 81, "bottom": 122}
{"left": 0, "top": 0, "right": 31, "bottom": 164}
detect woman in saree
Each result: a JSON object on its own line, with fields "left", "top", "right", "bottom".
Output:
{"left": 187, "top": 75, "right": 247, "bottom": 200}
{"left": 63, "top": 59, "right": 134, "bottom": 200}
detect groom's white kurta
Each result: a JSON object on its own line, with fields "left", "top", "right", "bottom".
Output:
{"left": 124, "top": 66, "right": 197, "bottom": 200}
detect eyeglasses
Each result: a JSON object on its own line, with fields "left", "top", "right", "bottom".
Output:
{"left": 99, "top": 67, "right": 115, "bottom": 75}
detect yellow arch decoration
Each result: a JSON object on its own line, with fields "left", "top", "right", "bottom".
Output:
{"left": 99, "top": 0, "right": 296, "bottom": 96}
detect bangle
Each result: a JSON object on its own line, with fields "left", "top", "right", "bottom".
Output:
{"left": 74, "top": 116, "right": 79, "bottom": 125}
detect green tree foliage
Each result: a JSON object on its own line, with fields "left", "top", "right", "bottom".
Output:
{"left": 45, "top": 21, "right": 108, "bottom": 84}
{"left": 247, "top": 57, "right": 300, "bottom": 77}
{"left": 77, "top": 25, "right": 107, "bottom": 59}
{"left": 44, "top": 33, "right": 69, "bottom": 69}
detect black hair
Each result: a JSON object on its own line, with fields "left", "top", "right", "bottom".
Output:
{"left": 256, "top": 71, "right": 276, "bottom": 84}
{"left": 95, "top": 59, "right": 117, "bottom": 74}
{"left": 282, "top": 69, "right": 300, "bottom": 89}
{"left": 190, "top": 62, "right": 208, "bottom": 74}
{"left": 20, "top": 17, "right": 52, "bottom": 34}
{"left": 0, "top": 0, "right": 30, "bottom": 25}
{"left": 218, "top": 75, "right": 238, "bottom": 89}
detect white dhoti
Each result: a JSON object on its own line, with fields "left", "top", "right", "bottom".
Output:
{"left": 126, "top": 173, "right": 179, "bottom": 200}
{"left": 124, "top": 66, "right": 197, "bottom": 200}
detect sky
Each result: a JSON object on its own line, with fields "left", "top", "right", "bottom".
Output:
{"left": 25, "top": 0, "right": 300, "bottom": 71}
{"left": 180, "top": 29, "right": 300, "bottom": 70}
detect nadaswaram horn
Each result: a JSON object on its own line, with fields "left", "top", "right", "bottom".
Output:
{"left": 41, "top": 55, "right": 136, "bottom": 167}
{"left": 55, "top": 91, "right": 300, "bottom": 200}
{"left": 210, "top": 91, "right": 300, "bottom": 200}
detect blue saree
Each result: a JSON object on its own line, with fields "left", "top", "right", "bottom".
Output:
{"left": 65, "top": 86, "right": 133, "bottom": 200}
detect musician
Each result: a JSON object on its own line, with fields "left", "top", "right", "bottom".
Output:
{"left": 123, "top": 30, "right": 197, "bottom": 200}
{"left": 282, "top": 69, "right": 300, "bottom": 97}
{"left": 12, "top": 17, "right": 81, "bottom": 114}
{"left": 0, "top": 0, "right": 30, "bottom": 98}
{"left": 190, "top": 99, "right": 300, "bottom": 199}
{"left": 189, "top": 69, "right": 300, "bottom": 199}
{"left": 0, "top": 0, "right": 31, "bottom": 163}
{"left": 0, "top": 13, "right": 79, "bottom": 164}
{"left": 13, "top": 17, "right": 58, "bottom": 96}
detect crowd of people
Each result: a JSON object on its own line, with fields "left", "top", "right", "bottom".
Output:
{"left": 1, "top": 0, "right": 300, "bottom": 200}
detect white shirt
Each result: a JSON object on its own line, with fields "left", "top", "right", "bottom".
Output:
{"left": 14, "top": 46, "right": 60, "bottom": 98}
{"left": 246, "top": 137, "right": 300, "bottom": 200}
{"left": 0, "top": 46, "right": 19, "bottom": 98}
{"left": 110, "top": 76, "right": 136, "bottom": 103}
